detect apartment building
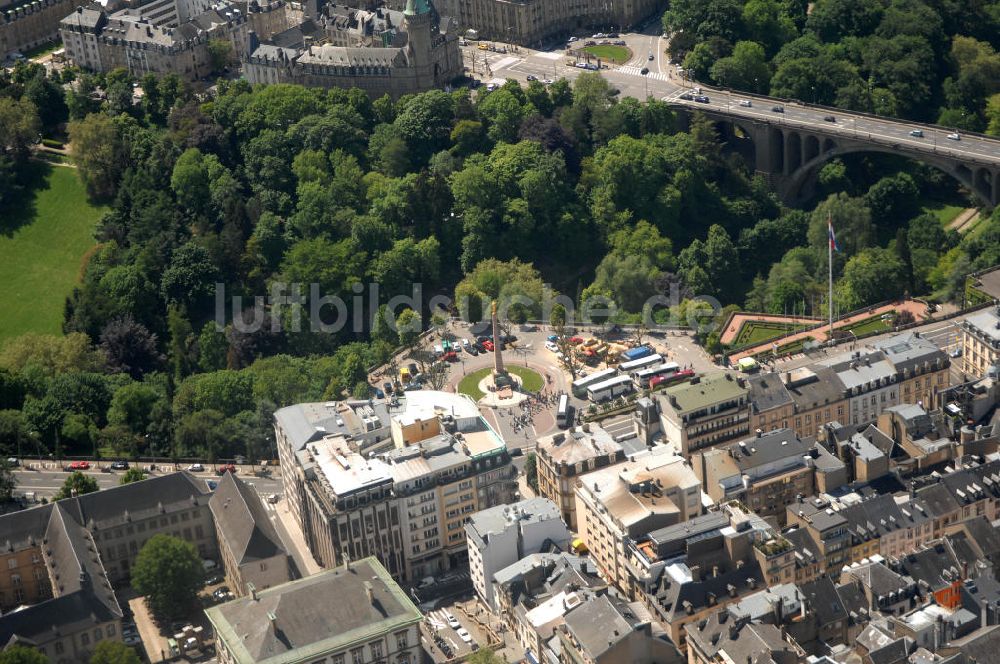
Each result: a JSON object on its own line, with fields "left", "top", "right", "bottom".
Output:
{"left": 693, "top": 428, "right": 846, "bottom": 524}
{"left": 465, "top": 497, "right": 571, "bottom": 610}
{"left": 785, "top": 498, "right": 850, "bottom": 571}
{"left": 275, "top": 391, "right": 516, "bottom": 581}
{"left": 60, "top": 1, "right": 252, "bottom": 80}
{"left": 655, "top": 373, "right": 751, "bottom": 456}
{"left": 748, "top": 333, "right": 950, "bottom": 440}
{"left": 574, "top": 446, "right": 702, "bottom": 594}
{"left": 207, "top": 557, "right": 423, "bottom": 664}
{"left": 535, "top": 423, "right": 626, "bottom": 530}
{"left": 1, "top": 0, "right": 88, "bottom": 58}
{"left": 0, "top": 472, "right": 216, "bottom": 662}
{"left": 961, "top": 307, "right": 1000, "bottom": 377}
{"left": 432, "top": 0, "right": 664, "bottom": 47}
{"left": 209, "top": 472, "right": 291, "bottom": 597}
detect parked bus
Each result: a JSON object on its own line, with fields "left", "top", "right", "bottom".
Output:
{"left": 620, "top": 345, "right": 654, "bottom": 362}
{"left": 649, "top": 369, "right": 695, "bottom": 390}
{"left": 587, "top": 375, "right": 634, "bottom": 402}
{"left": 620, "top": 353, "right": 663, "bottom": 374}
{"left": 635, "top": 362, "right": 680, "bottom": 388}
{"left": 571, "top": 368, "right": 617, "bottom": 397}
{"left": 556, "top": 394, "right": 570, "bottom": 428}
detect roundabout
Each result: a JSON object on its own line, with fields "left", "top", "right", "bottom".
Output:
{"left": 457, "top": 365, "right": 545, "bottom": 402}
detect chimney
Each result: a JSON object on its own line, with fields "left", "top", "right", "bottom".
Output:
{"left": 247, "top": 582, "right": 257, "bottom": 600}
{"left": 712, "top": 565, "right": 719, "bottom": 579}
{"left": 267, "top": 610, "right": 277, "bottom": 630}
{"left": 364, "top": 581, "right": 374, "bottom": 604}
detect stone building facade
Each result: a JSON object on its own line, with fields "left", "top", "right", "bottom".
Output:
{"left": 244, "top": 0, "right": 462, "bottom": 98}
{"left": 1, "top": 0, "right": 88, "bottom": 57}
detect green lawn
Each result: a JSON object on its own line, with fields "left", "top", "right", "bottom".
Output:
{"left": 840, "top": 314, "right": 892, "bottom": 337}
{"left": 582, "top": 45, "right": 631, "bottom": 63}
{"left": 458, "top": 368, "right": 492, "bottom": 400}
{"left": 732, "top": 320, "right": 809, "bottom": 347}
{"left": 506, "top": 366, "right": 544, "bottom": 392}
{"left": 921, "top": 201, "right": 964, "bottom": 227}
{"left": 457, "top": 365, "right": 544, "bottom": 400}
{"left": 0, "top": 162, "right": 105, "bottom": 344}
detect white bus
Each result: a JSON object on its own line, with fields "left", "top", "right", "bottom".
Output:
{"left": 587, "top": 375, "right": 635, "bottom": 402}
{"left": 620, "top": 353, "right": 663, "bottom": 375}
{"left": 556, "top": 394, "right": 570, "bottom": 428}
{"left": 571, "top": 368, "right": 618, "bottom": 397}
{"left": 635, "top": 362, "right": 680, "bottom": 388}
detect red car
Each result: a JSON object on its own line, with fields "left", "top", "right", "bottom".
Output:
{"left": 216, "top": 464, "right": 237, "bottom": 475}
{"left": 568, "top": 336, "right": 584, "bottom": 344}
{"left": 482, "top": 340, "right": 495, "bottom": 352}
{"left": 442, "top": 351, "right": 458, "bottom": 361}
{"left": 68, "top": 461, "right": 91, "bottom": 471}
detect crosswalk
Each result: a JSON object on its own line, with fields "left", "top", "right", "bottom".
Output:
{"left": 425, "top": 609, "right": 452, "bottom": 630}
{"left": 617, "top": 65, "right": 671, "bottom": 82}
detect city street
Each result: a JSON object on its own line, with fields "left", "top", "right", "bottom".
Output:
{"left": 10, "top": 466, "right": 283, "bottom": 502}
{"left": 459, "top": 29, "right": 1000, "bottom": 167}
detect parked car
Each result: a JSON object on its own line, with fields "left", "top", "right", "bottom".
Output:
{"left": 383, "top": 381, "right": 394, "bottom": 395}
{"left": 909, "top": 129, "right": 923, "bottom": 137}
{"left": 442, "top": 351, "right": 458, "bottom": 361}
{"left": 187, "top": 463, "right": 205, "bottom": 472}
{"left": 526, "top": 74, "right": 537, "bottom": 81}
{"left": 373, "top": 388, "right": 385, "bottom": 399}
{"left": 472, "top": 342, "right": 486, "bottom": 353}
{"left": 268, "top": 493, "right": 280, "bottom": 504}
{"left": 456, "top": 627, "right": 473, "bottom": 644}
{"left": 547, "top": 334, "right": 559, "bottom": 342}
{"left": 567, "top": 36, "right": 578, "bottom": 42}
{"left": 950, "top": 347, "right": 963, "bottom": 358}
{"left": 466, "top": 345, "right": 479, "bottom": 356}
{"left": 648, "top": 53, "right": 654, "bottom": 60}
{"left": 947, "top": 132, "right": 961, "bottom": 141}
{"left": 445, "top": 612, "right": 460, "bottom": 629}
{"left": 568, "top": 336, "right": 584, "bottom": 344}
{"left": 68, "top": 461, "right": 90, "bottom": 471}
{"left": 545, "top": 341, "right": 559, "bottom": 352}
{"left": 216, "top": 464, "right": 237, "bottom": 475}
{"left": 482, "top": 340, "right": 495, "bottom": 352}
{"left": 772, "top": 105, "right": 784, "bottom": 113}
{"left": 542, "top": 78, "right": 553, "bottom": 85}
{"left": 6, "top": 458, "right": 18, "bottom": 467}
{"left": 110, "top": 460, "right": 129, "bottom": 470}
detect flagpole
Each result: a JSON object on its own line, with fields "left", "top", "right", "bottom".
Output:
{"left": 828, "top": 213, "right": 834, "bottom": 342}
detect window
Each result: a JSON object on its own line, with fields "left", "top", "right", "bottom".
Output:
{"left": 395, "top": 631, "right": 408, "bottom": 650}
{"left": 81, "top": 632, "right": 90, "bottom": 646}
{"left": 93, "top": 627, "right": 102, "bottom": 641}
{"left": 351, "top": 647, "right": 364, "bottom": 664}
{"left": 370, "top": 640, "right": 384, "bottom": 659}
{"left": 107, "top": 624, "right": 116, "bottom": 636}
{"left": 55, "top": 642, "right": 64, "bottom": 655}
{"left": 10, "top": 574, "right": 21, "bottom": 587}
{"left": 6, "top": 559, "right": 16, "bottom": 570}
{"left": 332, "top": 655, "right": 345, "bottom": 664}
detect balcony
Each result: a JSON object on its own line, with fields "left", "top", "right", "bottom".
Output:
{"left": 754, "top": 536, "right": 792, "bottom": 558}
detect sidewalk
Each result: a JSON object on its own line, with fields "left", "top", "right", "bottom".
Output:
{"left": 273, "top": 500, "right": 323, "bottom": 577}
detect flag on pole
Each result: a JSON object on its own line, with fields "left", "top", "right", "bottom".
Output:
{"left": 828, "top": 215, "right": 840, "bottom": 252}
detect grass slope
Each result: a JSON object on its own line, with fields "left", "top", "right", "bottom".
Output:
{"left": 733, "top": 320, "right": 808, "bottom": 347}
{"left": 0, "top": 162, "right": 105, "bottom": 344}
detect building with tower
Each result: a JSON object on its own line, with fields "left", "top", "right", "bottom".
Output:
{"left": 243, "top": 0, "right": 462, "bottom": 98}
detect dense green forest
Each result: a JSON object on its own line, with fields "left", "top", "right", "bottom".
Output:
{"left": 1, "top": 0, "right": 1000, "bottom": 463}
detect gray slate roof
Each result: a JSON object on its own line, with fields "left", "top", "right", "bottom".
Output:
{"left": 210, "top": 472, "right": 286, "bottom": 565}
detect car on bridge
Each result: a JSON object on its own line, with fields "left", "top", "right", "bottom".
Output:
{"left": 68, "top": 461, "right": 90, "bottom": 471}
{"left": 772, "top": 105, "right": 784, "bottom": 113}
{"left": 679, "top": 92, "right": 694, "bottom": 100}
{"left": 739, "top": 100, "right": 752, "bottom": 107}
{"left": 695, "top": 95, "right": 710, "bottom": 103}
{"left": 823, "top": 115, "right": 836, "bottom": 122}
{"left": 910, "top": 129, "right": 924, "bottom": 137}
{"left": 947, "top": 133, "right": 961, "bottom": 141}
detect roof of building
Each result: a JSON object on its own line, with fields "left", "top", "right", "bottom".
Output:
{"left": 728, "top": 429, "right": 816, "bottom": 473}
{"left": 465, "top": 497, "right": 567, "bottom": 547}
{"left": 875, "top": 333, "right": 949, "bottom": 374}
{"left": 846, "top": 561, "right": 913, "bottom": 599}
{"left": 964, "top": 309, "right": 1000, "bottom": 343}
{"left": 209, "top": 473, "right": 286, "bottom": 567}
{"left": 561, "top": 594, "right": 633, "bottom": 660}
{"left": 784, "top": 364, "right": 846, "bottom": 412}
{"left": 898, "top": 542, "right": 962, "bottom": 592}
{"left": 206, "top": 558, "right": 422, "bottom": 664}
{"left": 800, "top": 576, "right": 847, "bottom": 627}
{"left": 536, "top": 425, "right": 624, "bottom": 466}
{"left": 747, "top": 373, "right": 793, "bottom": 414}
{"left": 660, "top": 373, "right": 747, "bottom": 415}
{"left": 577, "top": 448, "right": 699, "bottom": 534}
{"left": 273, "top": 400, "right": 392, "bottom": 452}
{"left": 76, "top": 471, "right": 210, "bottom": 529}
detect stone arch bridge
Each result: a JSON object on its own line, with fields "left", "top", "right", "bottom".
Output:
{"left": 667, "top": 91, "right": 1000, "bottom": 207}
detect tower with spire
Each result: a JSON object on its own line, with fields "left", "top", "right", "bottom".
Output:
{"left": 490, "top": 300, "right": 511, "bottom": 388}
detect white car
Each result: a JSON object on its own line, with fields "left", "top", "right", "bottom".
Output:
{"left": 567, "top": 36, "right": 578, "bottom": 42}
{"left": 445, "top": 612, "right": 460, "bottom": 629}
{"left": 739, "top": 100, "right": 752, "bottom": 107}
{"left": 187, "top": 463, "right": 205, "bottom": 472}
{"left": 456, "top": 628, "right": 473, "bottom": 644}
{"left": 542, "top": 78, "right": 553, "bottom": 85}
{"left": 946, "top": 133, "right": 961, "bottom": 141}
{"left": 267, "top": 493, "right": 280, "bottom": 504}
{"left": 545, "top": 341, "right": 559, "bottom": 352}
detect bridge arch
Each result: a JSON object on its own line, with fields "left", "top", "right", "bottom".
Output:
{"left": 781, "top": 143, "right": 998, "bottom": 208}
